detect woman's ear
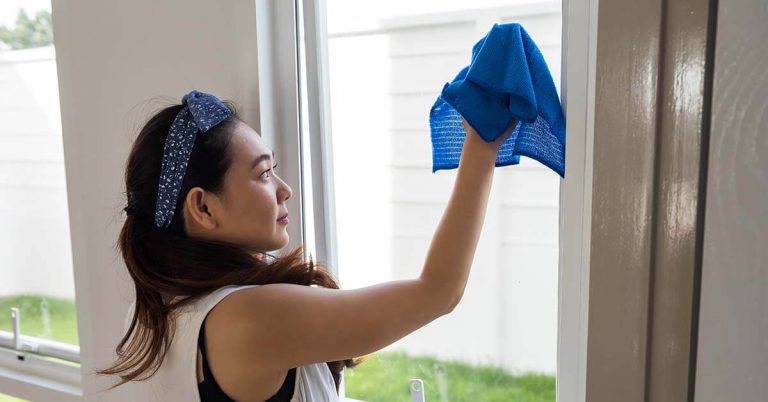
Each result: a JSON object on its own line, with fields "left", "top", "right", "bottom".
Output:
{"left": 184, "top": 187, "right": 220, "bottom": 231}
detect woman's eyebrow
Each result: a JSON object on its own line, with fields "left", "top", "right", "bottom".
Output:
{"left": 251, "top": 150, "right": 275, "bottom": 169}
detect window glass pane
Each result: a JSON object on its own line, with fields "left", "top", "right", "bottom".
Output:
{"left": 300, "top": 0, "right": 561, "bottom": 400}
{"left": 0, "top": 0, "right": 79, "bottom": 350}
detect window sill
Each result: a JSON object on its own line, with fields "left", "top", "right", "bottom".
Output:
{"left": 0, "top": 346, "right": 81, "bottom": 402}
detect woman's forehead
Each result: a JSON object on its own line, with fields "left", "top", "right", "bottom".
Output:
{"left": 231, "top": 122, "right": 272, "bottom": 163}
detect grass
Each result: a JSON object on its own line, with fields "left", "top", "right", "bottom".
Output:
{"left": 345, "top": 350, "right": 555, "bottom": 402}
{"left": 0, "top": 295, "right": 555, "bottom": 402}
{"left": 0, "top": 295, "right": 79, "bottom": 345}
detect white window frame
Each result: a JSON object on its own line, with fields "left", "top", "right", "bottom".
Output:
{"left": 557, "top": 0, "right": 598, "bottom": 400}
{"left": 258, "top": 0, "right": 599, "bottom": 401}
{"left": 0, "top": 322, "right": 82, "bottom": 395}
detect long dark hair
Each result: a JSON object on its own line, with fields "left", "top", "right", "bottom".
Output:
{"left": 96, "top": 99, "right": 366, "bottom": 392}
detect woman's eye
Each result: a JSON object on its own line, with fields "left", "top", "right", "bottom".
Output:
{"left": 262, "top": 163, "right": 278, "bottom": 179}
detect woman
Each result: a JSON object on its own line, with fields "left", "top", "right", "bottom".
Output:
{"left": 97, "top": 90, "right": 514, "bottom": 401}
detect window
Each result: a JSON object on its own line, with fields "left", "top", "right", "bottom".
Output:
{"left": 0, "top": 1, "right": 81, "bottom": 401}
{"left": 295, "top": 0, "right": 563, "bottom": 400}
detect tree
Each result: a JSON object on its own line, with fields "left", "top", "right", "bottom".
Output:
{"left": 0, "top": 9, "right": 53, "bottom": 50}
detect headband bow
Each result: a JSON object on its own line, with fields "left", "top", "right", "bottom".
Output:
{"left": 154, "top": 90, "right": 231, "bottom": 229}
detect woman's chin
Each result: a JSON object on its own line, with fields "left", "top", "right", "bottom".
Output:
{"left": 267, "top": 233, "right": 290, "bottom": 250}
{"left": 278, "top": 233, "right": 290, "bottom": 247}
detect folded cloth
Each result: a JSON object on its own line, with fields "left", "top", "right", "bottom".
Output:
{"left": 429, "top": 22, "right": 566, "bottom": 177}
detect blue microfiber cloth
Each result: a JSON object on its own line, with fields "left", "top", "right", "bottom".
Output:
{"left": 429, "top": 23, "right": 566, "bottom": 177}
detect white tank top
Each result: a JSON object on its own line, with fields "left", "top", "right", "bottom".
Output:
{"left": 122, "top": 284, "right": 340, "bottom": 401}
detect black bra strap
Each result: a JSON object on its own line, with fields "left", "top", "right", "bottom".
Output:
{"left": 198, "top": 317, "right": 216, "bottom": 381}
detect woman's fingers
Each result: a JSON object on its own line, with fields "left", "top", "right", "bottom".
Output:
{"left": 462, "top": 116, "right": 518, "bottom": 149}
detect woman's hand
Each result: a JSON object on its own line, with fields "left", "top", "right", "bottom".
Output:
{"left": 463, "top": 117, "right": 517, "bottom": 152}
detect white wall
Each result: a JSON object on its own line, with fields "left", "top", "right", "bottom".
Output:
{"left": 50, "top": 0, "right": 261, "bottom": 399}
{"left": 695, "top": 0, "right": 768, "bottom": 400}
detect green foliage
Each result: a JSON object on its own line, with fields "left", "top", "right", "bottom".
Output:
{"left": 345, "top": 350, "right": 556, "bottom": 401}
{"left": 0, "top": 294, "right": 79, "bottom": 345}
{"left": 0, "top": 9, "right": 53, "bottom": 50}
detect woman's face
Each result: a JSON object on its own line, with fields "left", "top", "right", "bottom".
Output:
{"left": 183, "top": 120, "right": 293, "bottom": 254}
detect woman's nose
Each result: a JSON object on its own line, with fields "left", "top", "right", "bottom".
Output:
{"left": 279, "top": 179, "right": 292, "bottom": 201}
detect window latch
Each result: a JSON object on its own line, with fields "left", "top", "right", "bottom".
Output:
{"left": 9, "top": 307, "right": 41, "bottom": 357}
{"left": 409, "top": 379, "right": 425, "bottom": 402}
{"left": 10, "top": 307, "right": 21, "bottom": 351}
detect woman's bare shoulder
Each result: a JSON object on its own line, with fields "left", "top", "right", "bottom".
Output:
{"left": 201, "top": 289, "right": 292, "bottom": 401}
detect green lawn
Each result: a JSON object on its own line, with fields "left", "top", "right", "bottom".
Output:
{"left": 0, "top": 295, "right": 555, "bottom": 402}
{"left": 0, "top": 295, "right": 79, "bottom": 345}
{"left": 345, "top": 350, "right": 555, "bottom": 402}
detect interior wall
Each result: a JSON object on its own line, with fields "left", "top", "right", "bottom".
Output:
{"left": 695, "top": 0, "right": 768, "bottom": 400}
{"left": 50, "top": 0, "right": 260, "bottom": 399}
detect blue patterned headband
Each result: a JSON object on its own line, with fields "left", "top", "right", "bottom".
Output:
{"left": 153, "top": 90, "right": 232, "bottom": 229}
